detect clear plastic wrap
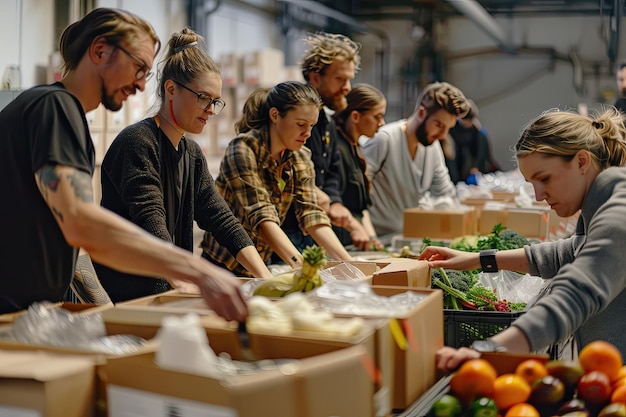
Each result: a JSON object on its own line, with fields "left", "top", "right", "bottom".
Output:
{"left": 0, "top": 302, "right": 146, "bottom": 354}
{"left": 305, "top": 281, "right": 429, "bottom": 318}
{"left": 478, "top": 270, "right": 547, "bottom": 304}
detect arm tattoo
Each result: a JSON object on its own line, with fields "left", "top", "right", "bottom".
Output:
{"left": 67, "top": 170, "right": 94, "bottom": 203}
{"left": 37, "top": 165, "right": 60, "bottom": 191}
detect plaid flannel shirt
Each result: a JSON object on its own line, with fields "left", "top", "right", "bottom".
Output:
{"left": 201, "top": 127, "right": 330, "bottom": 276}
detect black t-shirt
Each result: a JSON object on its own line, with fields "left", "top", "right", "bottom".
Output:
{"left": 0, "top": 83, "right": 94, "bottom": 313}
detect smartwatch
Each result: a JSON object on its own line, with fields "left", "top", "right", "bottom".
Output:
{"left": 480, "top": 249, "right": 498, "bottom": 272}
{"left": 470, "top": 339, "right": 507, "bottom": 353}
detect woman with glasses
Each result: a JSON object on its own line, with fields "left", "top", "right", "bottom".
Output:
{"left": 333, "top": 84, "right": 387, "bottom": 251}
{"left": 201, "top": 81, "right": 353, "bottom": 276}
{"left": 94, "top": 28, "right": 273, "bottom": 302}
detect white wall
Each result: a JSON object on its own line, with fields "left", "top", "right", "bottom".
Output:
{"left": 0, "top": 0, "right": 55, "bottom": 89}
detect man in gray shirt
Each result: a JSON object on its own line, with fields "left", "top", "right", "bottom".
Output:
{"left": 362, "top": 82, "right": 470, "bottom": 236}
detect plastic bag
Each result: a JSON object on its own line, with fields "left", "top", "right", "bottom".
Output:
{"left": 479, "top": 270, "right": 547, "bottom": 304}
{"left": 319, "top": 262, "right": 369, "bottom": 282}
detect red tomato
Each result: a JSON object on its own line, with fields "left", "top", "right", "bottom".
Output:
{"left": 577, "top": 371, "right": 612, "bottom": 405}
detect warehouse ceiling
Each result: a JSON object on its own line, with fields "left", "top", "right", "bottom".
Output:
{"left": 314, "top": 0, "right": 625, "bottom": 20}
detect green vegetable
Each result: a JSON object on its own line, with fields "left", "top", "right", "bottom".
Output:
{"left": 448, "top": 234, "right": 480, "bottom": 252}
{"left": 448, "top": 224, "right": 530, "bottom": 254}
{"left": 431, "top": 268, "right": 475, "bottom": 310}
{"left": 431, "top": 394, "right": 462, "bottom": 417}
{"left": 471, "top": 397, "right": 498, "bottom": 417}
{"left": 499, "top": 229, "right": 531, "bottom": 250}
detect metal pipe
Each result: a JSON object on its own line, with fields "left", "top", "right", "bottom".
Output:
{"left": 444, "top": 0, "right": 516, "bottom": 54}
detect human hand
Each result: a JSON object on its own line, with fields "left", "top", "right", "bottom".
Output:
{"left": 192, "top": 259, "right": 248, "bottom": 322}
{"left": 329, "top": 203, "right": 352, "bottom": 228}
{"left": 418, "top": 246, "right": 479, "bottom": 271}
{"left": 168, "top": 278, "right": 200, "bottom": 294}
{"left": 436, "top": 346, "right": 481, "bottom": 372}
{"left": 349, "top": 221, "right": 371, "bottom": 251}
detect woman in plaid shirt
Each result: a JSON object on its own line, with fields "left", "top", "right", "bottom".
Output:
{"left": 201, "top": 82, "right": 353, "bottom": 276}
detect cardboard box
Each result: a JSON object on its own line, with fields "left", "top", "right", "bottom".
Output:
{"left": 479, "top": 207, "right": 553, "bottom": 239}
{"left": 0, "top": 350, "right": 96, "bottom": 417}
{"left": 104, "top": 295, "right": 392, "bottom": 416}
{"left": 372, "top": 259, "right": 430, "bottom": 287}
{"left": 403, "top": 207, "right": 478, "bottom": 239}
{"left": 242, "top": 48, "right": 285, "bottom": 87}
{"left": 324, "top": 259, "right": 431, "bottom": 288}
{"left": 336, "top": 287, "right": 443, "bottom": 410}
{"left": 107, "top": 345, "right": 373, "bottom": 417}
{"left": 0, "top": 302, "right": 112, "bottom": 324}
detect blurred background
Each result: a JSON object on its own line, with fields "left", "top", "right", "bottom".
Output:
{"left": 1, "top": 0, "right": 625, "bottom": 175}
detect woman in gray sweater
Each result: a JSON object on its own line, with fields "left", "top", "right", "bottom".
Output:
{"left": 420, "top": 107, "right": 626, "bottom": 370}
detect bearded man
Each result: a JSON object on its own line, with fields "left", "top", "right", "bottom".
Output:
{"left": 361, "top": 82, "right": 470, "bottom": 236}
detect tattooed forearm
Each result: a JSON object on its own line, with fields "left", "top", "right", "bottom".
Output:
{"left": 68, "top": 170, "right": 94, "bottom": 203}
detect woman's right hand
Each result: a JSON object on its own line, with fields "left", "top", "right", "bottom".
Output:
{"left": 436, "top": 346, "right": 481, "bottom": 372}
{"left": 418, "top": 246, "right": 480, "bottom": 271}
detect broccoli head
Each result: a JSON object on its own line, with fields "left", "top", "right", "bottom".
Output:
{"left": 431, "top": 268, "right": 474, "bottom": 293}
{"left": 499, "top": 229, "right": 530, "bottom": 250}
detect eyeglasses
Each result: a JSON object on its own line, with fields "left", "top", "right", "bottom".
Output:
{"left": 172, "top": 80, "right": 226, "bottom": 115}
{"left": 116, "top": 45, "right": 153, "bottom": 81}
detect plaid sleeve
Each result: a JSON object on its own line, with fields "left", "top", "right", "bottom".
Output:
{"left": 221, "top": 139, "right": 282, "bottom": 231}
{"left": 291, "top": 150, "right": 331, "bottom": 232}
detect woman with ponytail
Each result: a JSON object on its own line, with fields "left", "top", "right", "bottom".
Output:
{"left": 420, "top": 107, "right": 626, "bottom": 364}
{"left": 95, "top": 28, "right": 272, "bottom": 302}
{"left": 201, "top": 81, "right": 354, "bottom": 276}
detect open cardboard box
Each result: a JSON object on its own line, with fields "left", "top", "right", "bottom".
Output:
{"left": 0, "top": 301, "right": 112, "bottom": 324}
{"left": 103, "top": 295, "right": 393, "bottom": 417}
{"left": 0, "top": 308, "right": 157, "bottom": 417}
{"left": 106, "top": 344, "right": 373, "bottom": 417}
{"left": 0, "top": 350, "right": 96, "bottom": 417}
{"left": 332, "top": 286, "right": 443, "bottom": 410}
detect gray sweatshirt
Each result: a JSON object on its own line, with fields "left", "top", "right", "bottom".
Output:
{"left": 516, "top": 167, "right": 626, "bottom": 356}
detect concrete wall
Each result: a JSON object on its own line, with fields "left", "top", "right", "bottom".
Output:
{"left": 3, "top": 0, "right": 626, "bottom": 170}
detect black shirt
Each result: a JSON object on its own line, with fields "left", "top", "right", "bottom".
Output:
{"left": 0, "top": 83, "right": 94, "bottom": 313}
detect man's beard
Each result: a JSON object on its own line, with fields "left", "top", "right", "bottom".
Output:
{"left": 415, "top": 117, "right": 432, "bottom": 147}
{"left": 322, "top": 93, "right": 347, "bottom": 112}
{"left": 101, "top": 85, "right": 122, "bottom": 112}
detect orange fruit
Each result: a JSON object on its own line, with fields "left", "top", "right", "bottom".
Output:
{"left": 515, "top": 359, "right": 548, "bottom": 385}
{"left": 492, "top": 373, "right": 532, "bottom": 410}
{"left": 504, "top": 402, "right": 540, "bottom": 417}
{"left": 612, "top": 384, "right": 626, "bottom": 405}
{"left": 615, "top": 365, "right": 626, "bottom": 382}
{"left": 450, "top": 358, "right": 497, "bottom": 403}
{"left": 613, "top": 376, "right": 626, "bottom": 390}
{"left": 579, "top": 340, "right": 623, "bottom": 381}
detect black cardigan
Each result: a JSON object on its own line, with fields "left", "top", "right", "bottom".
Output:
{"left": 94, "top": 117, "right": 253, "bottom": 302}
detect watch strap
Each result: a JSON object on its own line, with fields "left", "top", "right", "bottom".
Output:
{"left": 480, "top": 249, "right": 498, "bottom": 272}
{"left": 470, "top": 339, "right": 507, "bottom": 353}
